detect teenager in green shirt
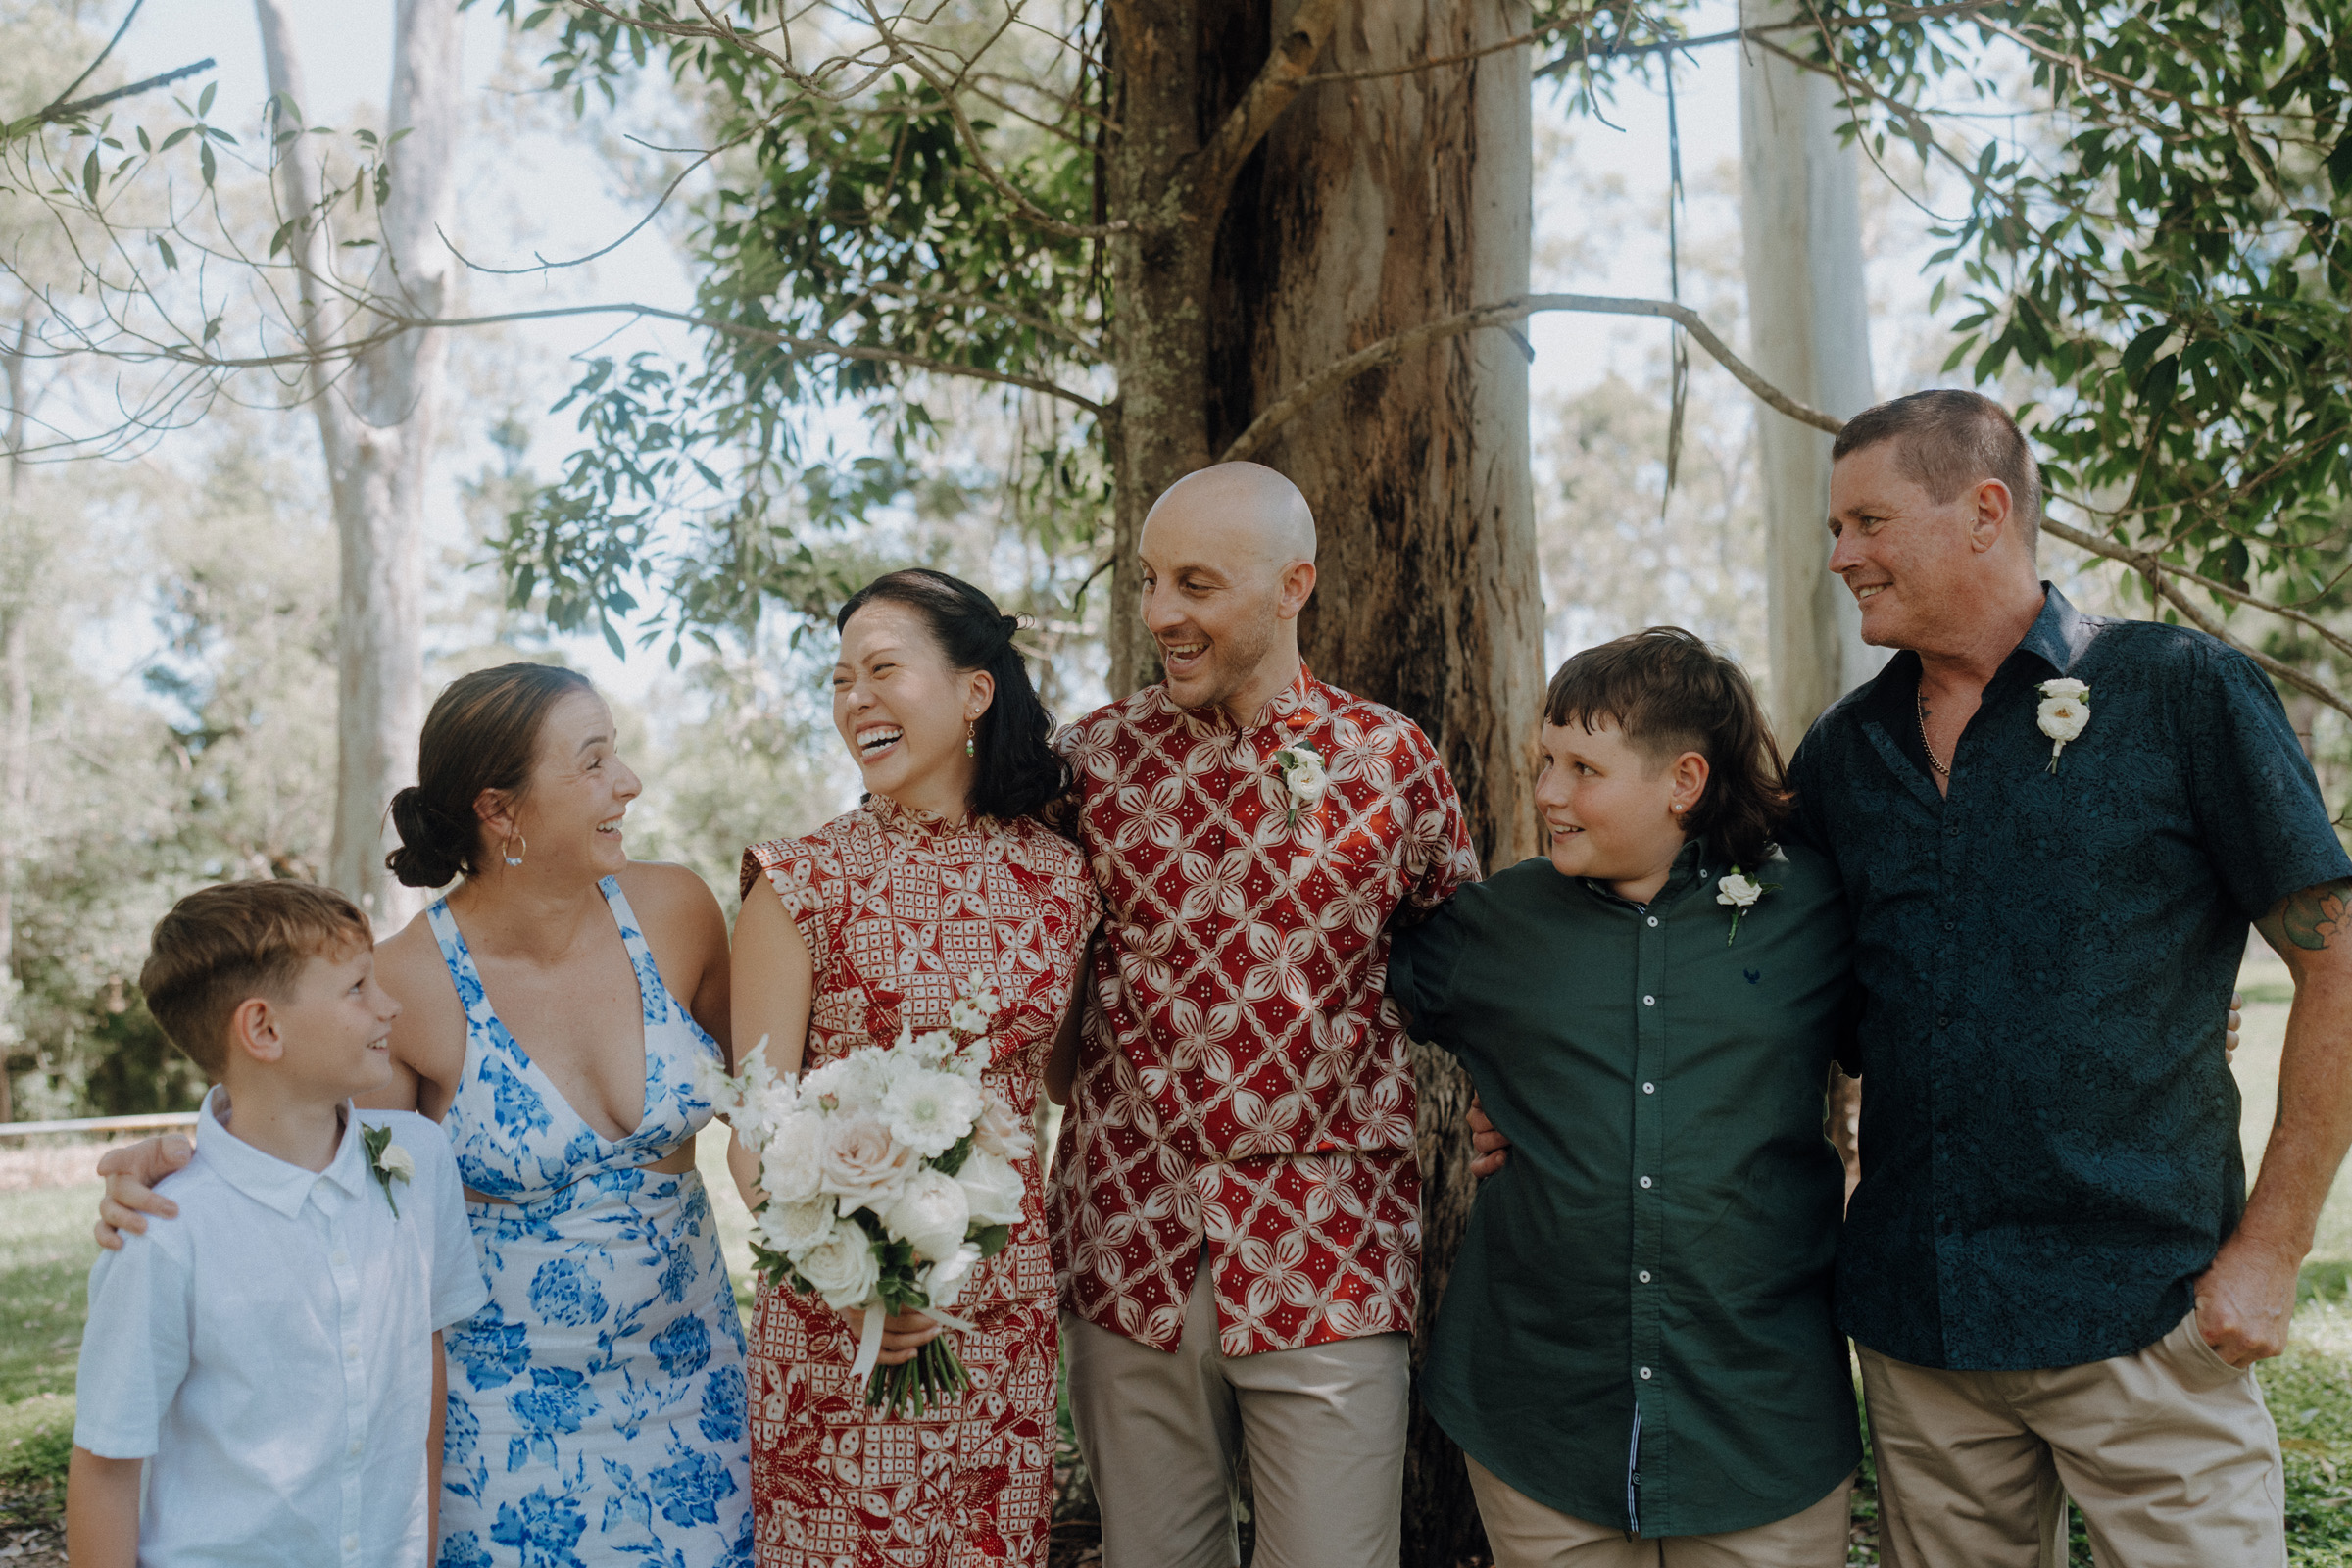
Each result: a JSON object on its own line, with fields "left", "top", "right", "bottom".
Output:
{"left": 1391, "top": 627, "right": 1859, "bottom": 1566}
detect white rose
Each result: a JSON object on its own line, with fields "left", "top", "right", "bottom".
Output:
{"left": 955, "top": 1150, "right": 1027, "bottom": 1229}
{"left": 970, "top": 1091, "right": 1033, "bottom": 1162}
{"left": 759, "top": 1110, "right": 828, "bottom": 1205}
{"left": 2037, "top": 694, "right": 2089, "bottom": 744}
{"left": 794, "top": 1219, "right": 882, "bottom": 1312}
{"left": 376, "top": 1142, "right": 416, "bottom": 1182}
{"left": 2039, "top": 677, "right": 2089, "bottom": 700}
{"left": 879, "top": 1068, "right": 983, "bottom": 1159}
{"left": 881, "top": 1167, "right": 971, "bottom": 1263}
{"left": 817, "top": 1113, "right": 917, "bottom": 1215}
{"left": 926, "top": 1241, "right": 984, "bottom": 1309}
{"left": 1716, "top": 873, "right": 1763, "bottom": 909}
{"left": 757, "top": 1193, "right": 837, "bottom": 1258}
{"left": 1285, "top": 756, "right": 1328, "bottom": 805}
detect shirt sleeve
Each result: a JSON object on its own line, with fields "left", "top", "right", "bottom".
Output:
{"left": 1396, "top": 723, "right": 1481, "bottom": 921}
{"left": 1386, "top": 898, "right": 1467, "bottom": 1046}
{"left": 72, "top": 1228, "right": 191, "bottom": 1460}
{"left": 421, "top": 1130, "right": 489, "bottom": 1333}
{"left": 1782, "top": 725, "right": 1835, "bottom": 858}
{"left": 2187, "top": 644, "right": 2352, "bottom": 921}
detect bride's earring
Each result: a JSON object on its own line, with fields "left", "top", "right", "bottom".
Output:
{"left": 965, "top": 718, "right": 975, "bottom": 759}
{"left": 504, "top": 832, "right": 527, "bottom": 868}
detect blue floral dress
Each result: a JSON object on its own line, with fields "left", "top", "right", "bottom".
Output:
{"left": 427, "top": 877, "right": 752, "bottom": 1568}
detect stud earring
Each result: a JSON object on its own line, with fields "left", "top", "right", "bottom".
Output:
{"left": 964, "top": 718, "right": 976, "bottom": 759}
{"left": 503, "top": 832, "right": 527, "bottom": 868}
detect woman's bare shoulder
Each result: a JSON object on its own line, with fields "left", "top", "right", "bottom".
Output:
{"left": 374, "top": 908, "right": 466, "bottom": 1084}
{"left": 616, "top": 860, "right": 727, "bottom": 954}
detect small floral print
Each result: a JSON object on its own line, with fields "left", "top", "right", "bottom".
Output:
{"left": 527, "top": 1259, "right": 609, "bottom": 1328}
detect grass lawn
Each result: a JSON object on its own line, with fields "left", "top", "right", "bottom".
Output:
{"left": 3, "top": 961, "right": 2346, "bottom": 1559}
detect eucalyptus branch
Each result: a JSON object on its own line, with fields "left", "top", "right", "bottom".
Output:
{"left": 2038, "top": 515, "right": 2352, "bottom": 671}
{"left": 856, "top": 278, "right": 1102, "bottom": 355}
{"left": 1190, "top": 0, "right": 1351, "bottom": 221}
{"left": 2137, "top": 566, "right": 2352, "bottom": 722}
{"left": 1222, "top": 292, "right": 1840, "bottom": 465}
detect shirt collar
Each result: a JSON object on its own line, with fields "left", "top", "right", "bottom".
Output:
{"left": 2014, "top": 582, "right": 2094, "bottom": 677}
{"left": 1580, "top": 838, "right": 1711, "bottom": 910}
{"left": 197, "top": 1085, "right": 369, "bottom": 1218}
{"left": 1168, "top": 662, "right": 1325, "bottom": 738}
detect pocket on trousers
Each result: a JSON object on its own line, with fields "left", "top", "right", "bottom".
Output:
{"left": 2154, "top": 1307, "right": 2249, "bottom": 1395}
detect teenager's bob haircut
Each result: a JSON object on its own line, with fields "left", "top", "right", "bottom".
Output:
{"left": 1544, "top": 626, "right": 1792, "bottom": 870}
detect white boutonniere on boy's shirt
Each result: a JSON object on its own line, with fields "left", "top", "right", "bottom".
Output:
{"left": 1716, "top": 867, "right": 1781, "bottom": 946}
{"left": 2036, "top": 677, "right": 2090, "bottom": 772}
{"left": 362, "top": 1122, "right": 415, "bottom": 1217}
{"left": 1272, "top": 740, "right": 1328, "bottom": 831}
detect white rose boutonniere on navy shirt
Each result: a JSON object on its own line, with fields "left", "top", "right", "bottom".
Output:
{"left": 2036, "top": 677, "right": 2090, "bottom": 772}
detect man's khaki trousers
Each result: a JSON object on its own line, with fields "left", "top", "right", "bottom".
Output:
{"left": 1062, "top": 1255, "right": 1410, "bottom": 1568}
{"left": 1465, "top": 1455, "right": 1854, "bottom": 1567}
{"left": 1858, "top": 1309, "right": 2285, "bottom": 1567}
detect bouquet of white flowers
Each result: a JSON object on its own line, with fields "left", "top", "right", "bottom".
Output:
{"left": 705, "top": 970, "right": 1034, "bottom": 1416}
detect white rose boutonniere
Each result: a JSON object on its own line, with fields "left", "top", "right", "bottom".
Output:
{"left": 2035, "top": 677, "right": 2089, "bottom": 772}
{"left": 360, "top": 1122, "right": 414, "bottom": 1217}
{"left": 1271, "top": 741, "right": 1327, "bottom": 831}
{"left": 1716, "top": 866, "right": 1782, "bottom": 946}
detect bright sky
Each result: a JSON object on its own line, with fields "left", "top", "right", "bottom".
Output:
{"left": 102, "top": 0, "right": 1892, "bottom": 707}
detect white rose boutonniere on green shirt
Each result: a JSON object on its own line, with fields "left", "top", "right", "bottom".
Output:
{"left": 2036, "top": 677, "right": 2090, "bottom": 772}
{"left": 1716, "top": 867, "right": 1781, "bottom": 946}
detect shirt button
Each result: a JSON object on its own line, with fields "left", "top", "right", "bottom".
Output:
{"left": 1642, "top": 1082, "right": 1656, "bottom": 1095}
{"left": 1946, "top": 826, "right": 1960, "bottom": 837}
{"left": 348, "top": 1440, "right": 364, "bottom": 1456}
{"left": 1639, "top": 1270, "right": 1652, "bottom": 1283}
{"left": 1936, "top": 1016, "right": 1950, "bottom": 1029}
{"left": 1640, "top": 1366, "right": 1654, "bottom": 1380}
{"left": 1642, "top": 995, "right": 1656, "bottom": 1007}
{"left": 1942, "top": 921, "right": 1955, "bottom": 933}
{"left": 331, "top": 1250, "right": 349, "bottom": 1266}
{"left": 344, "top": 1342, "right": 359, "bottom": 1361}
{"left": 1646, "top": 916, "right": 1659, "bottom": 928}
{"left": 343, "top": 1536, "right": 359, "bottom": 1554}
{"left": 1640, "top": 1175, "right": 1653, "bottom": 1189}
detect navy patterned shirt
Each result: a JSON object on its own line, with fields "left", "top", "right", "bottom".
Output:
{"left": 1788, "top": 585, "right": 2351, "bottom": 1370}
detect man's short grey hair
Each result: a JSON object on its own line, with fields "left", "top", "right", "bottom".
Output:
{"left": 1832, "top": 390, "right": 2043, "bottom": 559}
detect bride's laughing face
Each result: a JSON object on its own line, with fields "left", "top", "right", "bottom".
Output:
{"left": 832, "top": 602, "right": 991, "bottom": 821}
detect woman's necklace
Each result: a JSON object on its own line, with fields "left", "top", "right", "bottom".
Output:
{"left": 1915, "top": 681, "right": 1952, "bottom": 778}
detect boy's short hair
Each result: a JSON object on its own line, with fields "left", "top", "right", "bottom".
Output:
{"left": 138, "top": 881, "right": 373, "bottom": 1077}
{"left": 1544, "top": 627, "right": 1792, "bottom": 869}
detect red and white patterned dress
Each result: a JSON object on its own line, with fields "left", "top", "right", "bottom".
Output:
{"left": 740, "top": 798, "right": 1099, "bottom": 1568}
{"left": 1049, "top": 669, "right": 1479, "bottom": 1358}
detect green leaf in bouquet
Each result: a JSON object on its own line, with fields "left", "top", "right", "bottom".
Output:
{"left": 972, "top": 1224, "right": 1012, "bottom": 1260}
{"left": 934, "top": 1133, "right": 974, "bottom": 1177}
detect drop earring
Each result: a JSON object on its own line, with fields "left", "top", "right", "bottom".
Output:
{"left": 504, "top": 832, "right": 527, "bottom": 868}
{"left": 964, "top": 718, "right": 976, "bottom": 758}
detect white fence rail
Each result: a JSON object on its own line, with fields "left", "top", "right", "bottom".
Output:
{"left": 0, "top": 1111, "right": 199, "bottom": 1140}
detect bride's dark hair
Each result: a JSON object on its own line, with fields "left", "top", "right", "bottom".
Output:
{"left": 836, "top": 569, "right": 1068, "bottom": 822}
{"left": 1543, "top": 626, "right": 1791, "bottom": 871}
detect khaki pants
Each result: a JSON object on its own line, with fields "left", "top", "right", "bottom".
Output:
{"left": 1062, "top": 1257, "right": 1410, "bottom": 1568}
{"left": 1466, "top": 1455, "right": 1853, "bottom": 1567}
{"left": 1858, "top": 1309, "right": 2285, "bottom": 1568}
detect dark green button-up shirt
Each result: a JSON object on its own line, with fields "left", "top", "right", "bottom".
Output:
{"left": 1389, "top": 840, "right": 1859, "bottom": 1538}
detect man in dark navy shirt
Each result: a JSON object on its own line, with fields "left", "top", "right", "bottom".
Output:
{"left": 1788, "top": 389, "right": 2352, "bottom": 1566}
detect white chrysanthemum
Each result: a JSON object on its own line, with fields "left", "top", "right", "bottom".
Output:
{"left": 757, "top": 1193, "right": 837, "bottom": 1258}
{"left": 803, "top": 1050, "right": 888, "bottom": 1114}
{"left": 880, "top": 1068, "right": 982, "bottom": 1158}
{"left": 955, "top": 1150, "right": 1025, "bottom": 1228}
{"left": 795, "top": 1220, "right": 882, "bottom": 1311}
{"left": 882, "top": 1168, "right": 971, "bottom": 1263}
{"left": 759, "top": 1109, "right": 828, "bottom": 1205}
{"left": 926, "top": 1241, "right": 985, "bottom": 1308}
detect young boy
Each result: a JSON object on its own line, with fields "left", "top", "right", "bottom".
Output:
{"left": 67, "top": 881, "right": 486, "bottom": 1568}
{"left": 1390, "top": 628, "right": 1859, "bottom": 1567}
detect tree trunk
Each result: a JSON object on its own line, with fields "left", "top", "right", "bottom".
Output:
{"left": 0, "top": 318, "right": 35, "bottom": 1123}
{"left": 256, "top": 0, "right": 460, "bottom": 925}
{"left": 1736, "top": 0, "right": 1884, "bottom": 754}
{"left": 1218, "top": 5, "right": 1540, "bottom": 1561}
{"left": 1738, "top": 0, "right": 1881, "bottom": 1190}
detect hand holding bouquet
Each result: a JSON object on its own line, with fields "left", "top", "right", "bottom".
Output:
{"left": 706, "top": 971, "right": 1035, "bottom": 1416}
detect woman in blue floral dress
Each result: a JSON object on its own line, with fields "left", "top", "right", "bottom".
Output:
{"left": 100, "top": 664, "right": 752, "bottom": 1568}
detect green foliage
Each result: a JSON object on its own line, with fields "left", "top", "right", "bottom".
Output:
{"left": 1819, "top": 2, "right": 2352, "bottom": 639}
{"left": 489, "top": 2, "right": 1110, "bottom": 658}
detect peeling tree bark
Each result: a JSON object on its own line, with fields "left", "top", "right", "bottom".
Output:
{"left": 255, "top": 0, "right": 460, "bottom": 924}
{"left": 1736, "top": 0, "right": 1885, "bottom": 752}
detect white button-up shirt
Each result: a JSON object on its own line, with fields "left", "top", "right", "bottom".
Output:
{"left": 74, "top": 1089, "right": 487, "bottom": 1568}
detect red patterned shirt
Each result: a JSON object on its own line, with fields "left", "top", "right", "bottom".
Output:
{"left": 1049, "top": 669, "right": 1479, "bottom": 1355}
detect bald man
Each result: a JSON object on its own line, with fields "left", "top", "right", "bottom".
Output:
{"left": 1047, "top": 463, "right": 1481, "bottom": 1568}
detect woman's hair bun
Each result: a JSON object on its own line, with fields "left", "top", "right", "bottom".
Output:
{"left": 383, "top": 663, "right": 596, "bottom": 889}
